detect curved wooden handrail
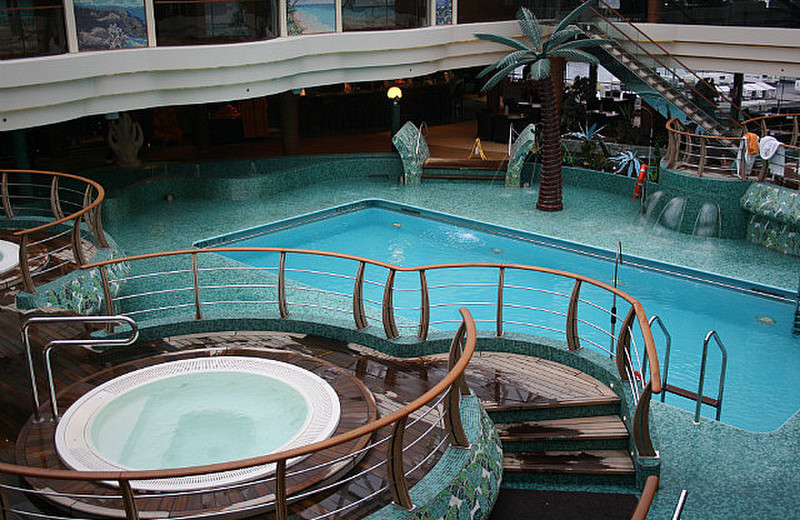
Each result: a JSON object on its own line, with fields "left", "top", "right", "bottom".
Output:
{"left": 0, "top": 308, "right": 477, "bottom": 484}
{"left": 82, "top": 246, "right": 661, "bottom": 394}
{"left": 630, "top": 475, "right": 659, "bottom": 520}
{"left": 1, "top": 169, "right": 106, "bottom": 237}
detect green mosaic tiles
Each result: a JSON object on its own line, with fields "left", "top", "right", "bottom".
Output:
{"left": 368, "top": 395, "right": 503, "bottom": 520}
{"left": 741, "top": 183, "right": 800, "bottom": 256}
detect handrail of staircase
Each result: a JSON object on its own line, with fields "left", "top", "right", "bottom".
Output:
{"left": 591, "top": 0, "right": 746, "bottom": 129}
{"left": 630, "top": 475, "right": 660, "bottom": 520}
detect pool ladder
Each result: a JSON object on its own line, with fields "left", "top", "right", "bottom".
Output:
{"left": 650, "top": 316, "right": 728, "bottom": 424}
{"left": 793, "top": 277, "right": 800, "bottom": 334}
{"left": 21, "top": 314, "right": 139, "bottom": 422}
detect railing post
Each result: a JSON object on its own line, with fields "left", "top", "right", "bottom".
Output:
{"left": 50, "top": 176, "right": 64, "bottom": 220}
{"left": 1, "top": 172, "right": 13, "bottom": 219}
{"left": 566, "top": 279, "right": 582, "bottom": 351}
{"left": 0, "top": 481, "right": 10, "bottom": 520}
{"left": 387, "top": 416, "right": 413, "bottom": 510}
{"left": 632, "top": 382, "right": 656, "bottom": 457}
{"left": 278, "top": 251, "right": 289, "bottom": 318}
{"left": 86, "top": 186, "right": 109, "bottom": 248}
{"left": 417, "top": 269, "right": 429, "bottom": 341}
{"left": 698, "top": 139, "right": 707, "bottom": 177}
{"left": 99, "top": 265, "right": 115, "bottom": 316}
{"left": 118, "top": 479, "right": 140, "bottom": 520}
{"left": 71, "top": 216, "right": 87, "bottom": 266}
{"left": 274, "top": 458, "right": 288, "bottom": 520}
{"left": 496, "top": 267, "right": 504, "bottom": 337}
{"left": 615, "top": 307, "right": 636, "bottom": 381}
{"left": 18, "top": 233, "right": 34, "bottom": 293}
{"left": 353, "top": 261, "right": 368, "bottom": 329}
{"left": 191, "top": 252, "right": 202, "bottom": 320}
{"left": 382, "top": 269, "right": 398, "bottom": 339}
{"left": 445, "top": 321, "right": 469, "bottom": 447}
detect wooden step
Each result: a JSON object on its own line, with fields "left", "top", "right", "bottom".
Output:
{"left": 484, "top": 394, "right": 620, "bottom": 414}
{"left": 423, "top": 157, "right": 507, "bottom": 171}
{"left": 496, "top": 415, "right": 628, "bottom": 443}
{"left": 504, "top": 450, "right": 635, "bottom": 476}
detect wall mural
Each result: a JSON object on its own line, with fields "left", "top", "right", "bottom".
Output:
{"left": 288, "top": 0, "right": 336, "bottom": 35}
{"left": 74, "top": 0, "right": 147, "bottom": 50}
{"left": 436, "top": 0, "right": 451, "bottom": 25}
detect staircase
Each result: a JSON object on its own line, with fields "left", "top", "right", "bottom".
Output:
{"left": 486, "top": 395, "right": 636, "bottom": 489}
{"left": 582, "top": 3, "right": 743, "bottom": 136}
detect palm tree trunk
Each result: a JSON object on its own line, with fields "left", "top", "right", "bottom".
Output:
{"left": 536, "top": 77, "right": 564, "bottom": 212}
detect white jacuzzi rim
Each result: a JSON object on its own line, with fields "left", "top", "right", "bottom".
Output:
{"left": 0, "top": 240, "right": 19, "bottom": 277}
{"left": 55, "top": 356, "right": 341, "bottom": 492}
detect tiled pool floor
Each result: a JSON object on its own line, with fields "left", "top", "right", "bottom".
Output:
{"left": 103, "top": 175, "right": 800, "bottom": 519}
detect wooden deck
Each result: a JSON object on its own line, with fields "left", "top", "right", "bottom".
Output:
{"left": 1, "top": 326, "right": 620, "bottom": 519}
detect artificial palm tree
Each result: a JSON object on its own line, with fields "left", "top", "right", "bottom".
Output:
{"left": 476, "top": 1, "right": 609, "bottom": 211}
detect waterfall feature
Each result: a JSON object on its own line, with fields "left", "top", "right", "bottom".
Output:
{"left": 693, "top": 202, "right": 721, "bottom": 238}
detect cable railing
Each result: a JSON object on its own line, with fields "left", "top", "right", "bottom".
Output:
{"left": 0, "top": 169, "right": 108, "bottom": 293}
{"left": 665, "top": 117, "right": 800, "bottom": 182}
{"left": 4, "top": 307, "right": 477, "bottom": 520}
{"left": 590, "top": 0, "right": 746, "bottom": 131}
{"left": 79, "top": 246, "right": 661, "bottom": 460}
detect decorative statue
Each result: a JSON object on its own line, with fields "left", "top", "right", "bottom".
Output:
{"left": 108, "top": 113, "right": 144, "bottom": 167}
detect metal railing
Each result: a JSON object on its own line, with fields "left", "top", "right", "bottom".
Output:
{"left": 79, "top": 246, "right": 661, "bottom": 458}
{"left": 666, "top": 117, "right": 800, "bottom": 182}
{"left": 591, "top": 0, "right": 746, "bottom": 131}
{"left": 21, "top": 314, "right": 140, "bottom": 422}
{"left": 3, "top": 307, "right": 477, "bottom": 520}
{"left": 0, "top": 169, "right": 108, "bottom": 292}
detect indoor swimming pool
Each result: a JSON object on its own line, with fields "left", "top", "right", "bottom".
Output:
{"left": 196, "top": 200, "right": 800, "bottom": 433}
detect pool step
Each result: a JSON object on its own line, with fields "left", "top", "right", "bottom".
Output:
{"left": 496, "top": 415, "right": 629, "bottom": 452}
{"left": 485, "top": 394, "right": 621, "bottom": 424}
{"left": 502, "top": 449, "right": 636, "bottom": 487}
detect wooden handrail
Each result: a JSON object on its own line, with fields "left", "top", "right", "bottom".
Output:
{"left": 82, "top": 247, "right": 661, "bottom": 395}
{"left": 630, "top": 475, "right": 659, "bottom": 520}
{"left": 2, "top": 169, "right": 106, "bottom": 237}
{"left": 0, "top": 308, "right": 477, "bottom": 484}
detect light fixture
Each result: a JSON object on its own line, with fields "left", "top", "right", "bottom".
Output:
{"left": 387, "top": 86, "right": 403, "bottom": 100}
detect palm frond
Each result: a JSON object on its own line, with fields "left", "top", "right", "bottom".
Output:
{"left": 495, "top": 49, "right": 537, "bottom": 71}
{"left": 516, "top": 7, "right": 542, "bottom": 52}
{"left": 475, "top": 32, "right": 531, "bottom": 52}
{"left": 480, "top": 58, "right": 537, "bottom": 93}
{"left": 528, "top": 58, "right": 550, "bottom": 81}
{"left": 553, "top": 0, "right": 597, "bottom": 35}
{"left": 543, "top": 27, "right": 582, "bottom": 52}
{"left": 548, "top": 48, "right": 599, "bottom": 64}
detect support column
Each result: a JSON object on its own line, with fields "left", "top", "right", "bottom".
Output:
{"left": 11, "top": 130, "right": 30, "bottom": 169}
{"left": 731, "top": 73, "right": 744, "bottom": 122}
{"left": 647, "top": 0, "right": 662, "bottom": 23}
{"left": 279, "top": 91, "right": 300, "bottom": 155}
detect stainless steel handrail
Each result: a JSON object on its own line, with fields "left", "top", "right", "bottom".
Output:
{"left": 672, "top": 489, "right": 689, "bottom": 520}
{"left": 649, "top": 315, "right": 672, "bottom": 403}
{"left": 21, "top": 314, "right": 139, "bottom": 422}
{"left": 694, "top": 330, "right": 728, "bottom": 424}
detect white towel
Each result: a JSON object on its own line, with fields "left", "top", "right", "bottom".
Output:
{"left": 736, "top": 136, "right": 756, "bottom": 177}
{"left": 759, "top": 136, "right": 785, "bottom": 177}
{"left": 759, "top": 136, "right": 781, "bottom": 160}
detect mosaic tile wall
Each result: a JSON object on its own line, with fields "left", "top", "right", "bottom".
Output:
{"left": 368, "top": 395, "right": 503, "bottom": 520}
{"left": 741, "top": 183, "right": 800, "bottom": 256}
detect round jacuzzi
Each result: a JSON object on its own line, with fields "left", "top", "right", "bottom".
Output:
{"left": 0, "top": 239, "right": 19, "bottom": 276}
{"left": 55, "top": 356, "right": 341, "bottom": 491}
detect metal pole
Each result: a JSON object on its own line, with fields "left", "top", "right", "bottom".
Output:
{"left": 610, "top": 241, "right": 621, "bottom": 355}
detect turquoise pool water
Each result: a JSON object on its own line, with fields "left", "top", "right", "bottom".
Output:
{"left": 198, "top": 201, "right": 800, "bottom": 433}
{"left": 89, "top": 371, "right": 309, "bottom": 470}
